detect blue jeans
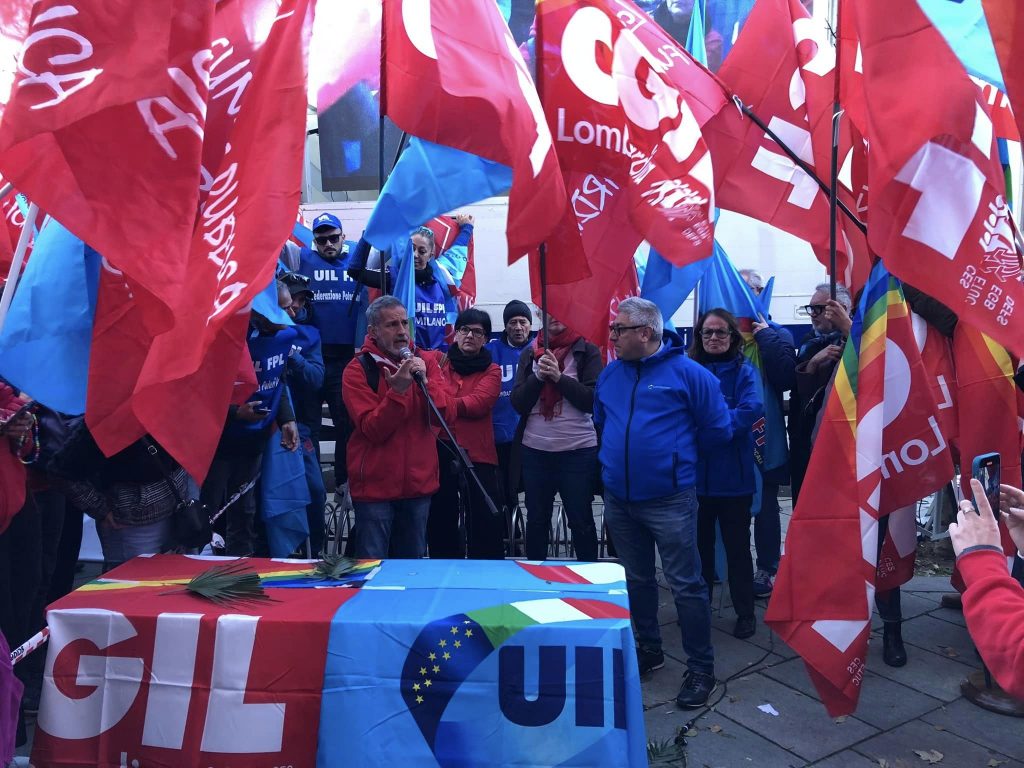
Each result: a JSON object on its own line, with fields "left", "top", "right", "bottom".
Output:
{"left": 522, "top": 445, "right": 599, "bottom": 561}
{"left": 97, "top": 516, "right": 174, "bottom": 572}
{"left": 604, "top": 489, "right": 714, "bottom": 675}
{"left": 354, "top": 497, "right": 430, "bottom": 558}
{"left": 301, "top": 434, "right": 327, "bottom": 556}
{"left": 753, "top": 482, "right": 781, "bottom": 573}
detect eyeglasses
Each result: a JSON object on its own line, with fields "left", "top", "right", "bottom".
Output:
{"left": 608, "top": 324, "right": 646, "bottom": 337}
{"left": 803, "top": 304, "right": 827, "bottom": 317}
{"left": 314, "top": 234, "right": 342, "bottom": 246}
{"left": 700, "top": 328, "right": 731, "bottom": 339}
{"left": 456, "top": 326, "right": 486, "bottom": 338}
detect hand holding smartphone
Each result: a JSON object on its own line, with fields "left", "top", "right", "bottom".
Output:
{"left": 971, "top": 452, "right": 1001, "bottom": 516}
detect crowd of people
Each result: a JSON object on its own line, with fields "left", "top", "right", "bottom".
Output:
{"left": 2, "top": 209, "right": 1024, "bottom": 749}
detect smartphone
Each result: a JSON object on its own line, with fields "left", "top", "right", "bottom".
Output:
{"left": 971, "top": 452, "right": 1001, "bottom": 516}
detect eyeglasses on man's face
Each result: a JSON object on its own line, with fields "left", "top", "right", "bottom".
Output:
{"left": 803, "top": 304, "right": 827, "bottom": 318}
{"left": 314, "top": 234, "right": 342, "bottom": 246}
{"left": 608, "top": 324, "right": 645, "bottom": 337}
{"left": 700, "top": 328, "right": 731, "bottom": 340}
{"left": 456, "top": 326, "right": 486, "bottom": 338}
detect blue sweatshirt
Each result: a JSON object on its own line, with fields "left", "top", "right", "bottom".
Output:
{"left": 695, "top": 356, "right": 764, "bottom": 497}
{"left": 485, "top": 333, "right": 535, "bottom": 445}
{"left": 297, "top": 243, "right": 361, "bottom": 346}
{"left": 593, "top": 331, "right": 733, "bottom": 502}
{"left": 227, "top": 326, "right": 298, "bottom": 438}
{"left": 285, "top": 321, "right": 325, "bottom": 434}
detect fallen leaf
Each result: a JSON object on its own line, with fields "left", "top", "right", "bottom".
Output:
{"left": 879, "top": 760, "right": 890, "bottom": 768}
{"left": 913, "top": 749, "right": 944, "bottom": 764}
{"left": 938, "top": 646, "right": 960, "bottom": 659}
{"left": 709, "top": 724, "right": 723, "bottom": 733}
{"left": 933, "top": 725, "right": 945, "bottom": 732}
{"left": 834, "top": 716, "right": 848, "bottom": 724}
{"left": 987, "top": 760, "right": 1007, "bottom": 767}
{"left": 684, "top": 728, "right": 697, "bottom": 738}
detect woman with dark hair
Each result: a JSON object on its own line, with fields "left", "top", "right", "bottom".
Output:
{"left": 688, "top": 309, "right": 764, "bottom": 639}
{"left": 428, "top": 307, "right": 504, "bottom": 558}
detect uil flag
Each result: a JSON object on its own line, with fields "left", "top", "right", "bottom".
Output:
{"left": 852, "top": 0, "right": 1024, "bottom": 358}
{"left": 0, "top": 0, "right": 214, "bottom": 330}
{"left": 381, "top": 0, "right": 575, "bottom": 272}
{"left": 538, "top": 0, "right": 725, "bottom": 270}
{"left": 766, "top": 262, "right": 954, "bottom": 716}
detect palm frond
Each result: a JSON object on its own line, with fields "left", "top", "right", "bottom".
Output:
{"left": 165, "top": 561, "right": 273, "bottom": 607}
{"left": 313, "top": 553, "right": 359, "bottom": 580}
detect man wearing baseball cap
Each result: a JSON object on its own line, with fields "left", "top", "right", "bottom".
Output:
{"left": 297, "top": 213, "right": 364, "bottom": 507}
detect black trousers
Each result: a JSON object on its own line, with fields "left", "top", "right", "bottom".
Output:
{"left": 202, "top": 448, "right": 263, "bottom": 556}
{"left": 319, "top": 351, "right": 354, "bottom": 485}
{"left": 697, "top": 494, "right": 755, "bottom": 620}
{"left": 428, "top": 442, "right": 505, "bottom": 559}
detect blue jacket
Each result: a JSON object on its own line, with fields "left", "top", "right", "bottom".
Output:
{"left": 285, "top": 322, "right": 325, "bottom": 434}
{"left": 485, "top": 332, "right": 534, "bottom": 445}
{"left": 593, "top": 331, "right": 733, "bottom": 502}
{"left": 695, "top": 356, "right": 764, "bottom": 497}
{"left": 752, "top": 322, "right": 796, "bottom": 484}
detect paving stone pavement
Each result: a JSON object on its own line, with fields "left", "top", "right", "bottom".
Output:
{"left": 644, "top": 499, "right": 1024, "bottom": 768}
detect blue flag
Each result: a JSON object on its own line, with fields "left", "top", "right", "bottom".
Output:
{"left": 364, "top": 137, "right": 512, "bottom": 250}
{"left": 756, "top": 275, "right": 775, "bottom": 319}
{"left": 918, "top": 0, "right": 1004, "bottom": 90}
{"left": 260, "top": 429, "right": 310, "bottom": 557}
{"left": 697, "top": 242, "right": 761, "bottom": 319}
{"left": 251, "top": 274, "right": 294, "bottom": 326}
{"left": 0, "top": 220, "right": 100, "bottom": 414}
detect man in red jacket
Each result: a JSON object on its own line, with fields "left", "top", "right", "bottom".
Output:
{"left": 343, "top": 296, "right": 449, "bottom": 558}
{"left": 949, "top": 478, "right": 1024, "bottom": 700}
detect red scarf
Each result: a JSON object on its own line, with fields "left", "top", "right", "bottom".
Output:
{"left": 534, "top": 328, "right": 581, "bottom": 420}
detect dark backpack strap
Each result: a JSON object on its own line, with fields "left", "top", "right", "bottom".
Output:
{"left": 359, "top": 352, "right": 380, "bottom": 393}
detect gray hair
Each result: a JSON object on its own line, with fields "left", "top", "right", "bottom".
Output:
{"left": 814, "top": 282, "right": 852, "bottom": 310}
{"left": 366, "top": 295, "right": 406, "bottom": 326}
{"left": 618, "top": 296, "right": 663, "bottom": 340}
{"left": 739, "top": 269, "right": 764, "bottom": 291}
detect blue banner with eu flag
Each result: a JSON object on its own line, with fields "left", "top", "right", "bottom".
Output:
{"left": 317, "top": 560, "right": 646, "bottom": 767}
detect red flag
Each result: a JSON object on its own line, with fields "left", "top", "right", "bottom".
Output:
{"left": 538, "top": 0, "right": 725, "bottom": 271}
{"left": 982, "top": 1, "right": 1024, "bottom": 143}
{"left": 125, "top": 0, "right": 314, "bottom": 481}
{"left": 424, "top": 215, "right": 476, "bottom": 311}
{"left": 381, "top": 0, "right": 574, "bottom": 271}
{"left": 853, "top": 0, "right": 1024, "bottom": 358}
{"left": 0, "top": 0, "right": 213, "bottom": 329}
{"left": 706, "top": 0, "right": 835, "bottom": 239}
{"left": 604, "top": 267, "right": 640, "bottom": 363}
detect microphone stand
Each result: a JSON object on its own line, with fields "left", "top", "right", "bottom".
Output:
{"left": 412, "top": 373, "right": 500, "bottom": 519}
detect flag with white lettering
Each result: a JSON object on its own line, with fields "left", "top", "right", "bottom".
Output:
{"left": 852, "top": 0, "right": 1024, "bottom": 358}
{"left": 0, "top": 0, "right": 213, "bottom": 330}
{"left": 538, "top": 0, "right": 725, "bottom": 271}
{"left": 382, "top": 0, "right": 577, "bottom": 274}
{"left": 88, "top": 0, "right": 314, "bottom": 479}
{"left": 766, "top": 263, "right": 953, "bottom": 716}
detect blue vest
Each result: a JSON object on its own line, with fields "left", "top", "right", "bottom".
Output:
{"left": 486, "top": 336, "right": 533, "bottom": 444}
{"left": 298, "top": 245, "right": 360, "bottom": 346}
{"left": 414, "top": 279, "right": 448, "bottom": 350}
{"left": 229, "top": 326, "right": 298, "bottom": 437}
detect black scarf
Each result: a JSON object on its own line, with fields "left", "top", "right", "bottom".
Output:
{"left": 447, "top": 343, "right": 493, "bottom": 375}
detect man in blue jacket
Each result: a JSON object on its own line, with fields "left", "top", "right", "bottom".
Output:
{"left": 297, "top": 212, "right": 363, "bottom": 501}
{"left": 280, "top": 272, "right": 328, "bottom": 555}
{"left": 485, "top": 299, "right": 535, "bottom": 554}
{"left": 594, "top": 297, "right": 733, "bottom": 709}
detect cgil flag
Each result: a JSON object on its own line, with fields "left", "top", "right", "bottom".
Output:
{"left": 765, "top": 262, "right": 953, "bottom": 716}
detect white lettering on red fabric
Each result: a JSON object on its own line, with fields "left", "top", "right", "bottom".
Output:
{"left": 18, "top": 5, "right": 103, "bottom": 109}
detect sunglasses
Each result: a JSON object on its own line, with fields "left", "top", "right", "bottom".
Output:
{"left": 803, "top": 304, "right": 827, "bottom": 317}
{"left": 700, "top": 329, "right": 731, "bottom": 339}
{"left": 314, "top": 234, "right": 342, "bottom": 246}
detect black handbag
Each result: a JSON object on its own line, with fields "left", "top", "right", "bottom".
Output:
{"left": 142, "top": 438, "right": 210, "bottom": 550}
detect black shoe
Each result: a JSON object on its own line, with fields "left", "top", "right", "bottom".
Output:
{"left": 636, "top": 645, "right": 665, "bottom": 676}
{"left": 734, "top": 615, "right": 756, "bottom": 639}
{"left": 676, "top": 670, "right": 717, "bottom": 708}
{"left": 882, "top": 622, "right": 907, "bottom": 667}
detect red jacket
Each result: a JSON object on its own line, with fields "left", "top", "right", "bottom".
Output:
{"left": 438, "top": 360, "right": 501, "bottom": 465}
{"left": 959, "top": 548, "right": 1024, "bottom": 699}
{"left": 342, "top": 340, "right": 449, "bottom": 502}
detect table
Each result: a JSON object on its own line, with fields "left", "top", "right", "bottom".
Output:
{"left": 31, "top": 556, "right": 646, "bottom": 767}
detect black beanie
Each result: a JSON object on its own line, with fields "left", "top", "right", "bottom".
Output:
{"left": 503, "top": 300, "right": 532, "bottom": 326}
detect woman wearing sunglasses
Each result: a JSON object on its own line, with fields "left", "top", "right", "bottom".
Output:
{"left": 688, "top": 309, "right": 764, "bottom": 639}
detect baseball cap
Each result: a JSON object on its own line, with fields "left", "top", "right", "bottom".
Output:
{"left": 311, "top": 212, "right": 342, "bottom": 232}
{"left": 280, "top": 272, "right": 314, "bottom": 298}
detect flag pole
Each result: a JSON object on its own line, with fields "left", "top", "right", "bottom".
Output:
{"left": 827, "top": 0, "right": 844, "bottom": 300}
{"left": 0, "top": 202, "right": 39, "bottom": 335}
{"left": 534, "top": 2, "right": 549, "bottom": 350}
{"left": 539, "top": 242, "right": 549, "bottom": 350}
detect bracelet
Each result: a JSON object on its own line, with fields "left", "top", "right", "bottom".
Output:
{"left": 16, "top": 414, "right": 40, "bottom": 465}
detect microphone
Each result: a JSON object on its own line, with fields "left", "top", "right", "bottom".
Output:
{"left": 399, "top": 346, "right": 425, "bottom": 383}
